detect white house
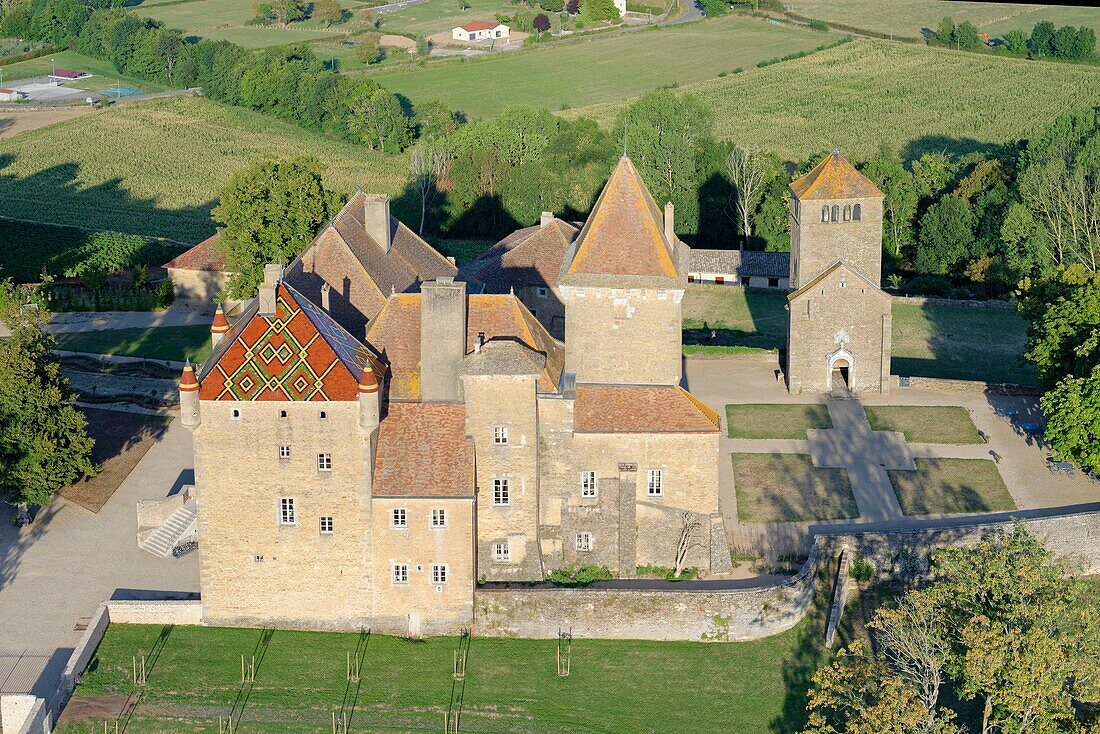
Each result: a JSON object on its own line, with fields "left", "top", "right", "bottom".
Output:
{"left": 0, "top": 87, "right": 24, "bottom": 102}
{"left": 451, "top": 20, "right": 509, "bottom": 42}
{"left": 614, "top": 0, "right": 627, "bottom": 14}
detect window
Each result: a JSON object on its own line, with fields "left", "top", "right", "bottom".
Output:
{"left": 714, "top": 276, "right": 724, "bottom": 285}
{"left": 392, "top": 563, "right": 408, "bottom": 584}
{"left": 318, "top": 453, "right": 332, "bottom": 471}
{"left": 843, "top": 204, "right": 851, "bottom": 221}
{"left": 493, "top": 426, "right": 508, "bottom": 445}
{"left": 493, "top": 541, "right": 510, "bottom": 562}
{"left": 392, "top": 508, "right": 407, "bottom": 527}
{"left": 575, "top": 532, "right": 592, "bottom": 552}
{"left": 768, "top": 277, "right": 779, "bottom": 288}
{"left": 821, "top": 206, "right": 829, "bottom": 222}
{"left": 647, "top": 469, "right": 664, "bottom": 497}
{"left": 319, "top": 516, "right": 333, "bottom": 534}
{"left": 231, "top": 408, "right": 241, "bottom": 420}
{"left": 687, "top": 274, "right": 695, "bottom": 283}
{"left": 279, "top": 410, "right": 287, "bottom": 419}
{"left": 431, "top": 564, "right": 448, "bottom": 584}
{"left": 279, "top": 445, "right": 290, "bottom": 459}
{"left": 279, "top": 497, "right": 296, "bottom": 525}
{"left": 830, "top": 205, "right": 839, "bottom": 222}
{"left": 537, "top": 286, "right": 548, "bottom": 298}
{"left": 319, "top": 411, "right": 327, "bottom": 420}
{"left": 580, "top": 471, "right": 598, "bottom": 498}
{"left": 740, "top": 276, "right": 751, "bottom": 286}
{"left": 853, "top": 203, "right": 862, "bottom": 221}
{"left": 493, "top": 478, "right": 510, "bottom": 505}
{"left": 431, "top": 508, "right": 447, "bottom": 528}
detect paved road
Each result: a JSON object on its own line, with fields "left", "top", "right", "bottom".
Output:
{"left": 664, "top": 0, "right": 702, "bottom": 25}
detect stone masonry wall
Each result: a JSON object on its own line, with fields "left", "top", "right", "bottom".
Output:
{"left": 790, "top": 196, "right": 883, "bottom": 289}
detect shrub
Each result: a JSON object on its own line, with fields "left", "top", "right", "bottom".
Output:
{"left": 808, "top": 19, "right": 828, "bottom": 32}
{"left": 546, "top": 565, "right": 613, "bottom": 586}
{"left": 849, "top": 555, "right": 873, "bottom": 583}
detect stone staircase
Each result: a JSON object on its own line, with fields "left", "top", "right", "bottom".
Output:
{"left": 139, "top": 500, "right": 197, "bottom": 558}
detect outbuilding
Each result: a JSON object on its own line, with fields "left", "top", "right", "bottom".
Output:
{"left": 451, "top": 20, "right": 509, "bottom": 42}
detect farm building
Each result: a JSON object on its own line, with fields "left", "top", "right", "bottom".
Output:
{"left": 0, "top": 87, "right": 25, "bottom": 101}
{"left": 614, "top": 0, "right": 626, "bottom": 14}
{"left": 687, "top": 249, "right": 790, "bottom": 289}
{"left": 48, "top": 69, "right": 90, "bottom": 81}
{"left": 163, "top": 234, "right": 234, "bottom": 308}
{"left": 451, "top": 20, "right": 509, "bottom": 42}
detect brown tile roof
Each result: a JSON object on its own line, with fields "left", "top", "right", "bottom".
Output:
{"left": 460, "top": 219, "right": 579, "bottom": 292}
{"left": 373, "top": 402, "right": 474, "bottom": 497}
{"left": 560, "top": 157, "right": 681, "bottom": 287}
{"left": 789, "top": 151, "right": 883, "bottom": 201}
{"left": 573, "top": 386, "right": 720, "bottom": 433}
{"left": 460, "top": 20, "right": 499, "bottom": 30}
{"left": 366, "top": 293, "right": 564, "bottom": 400}
{"left": 163, "top": 234, "right": 226, "bottom": 272}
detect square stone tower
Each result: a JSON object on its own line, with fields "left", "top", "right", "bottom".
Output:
{"left": 786, "top": 151, "right": 891, "bottom": 395}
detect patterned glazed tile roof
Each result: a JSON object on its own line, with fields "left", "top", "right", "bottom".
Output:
{"left": 573, "top": 386, "right": 720, "bottom": 433}
{"left": 459, "top": 219, "right": 579, "bottom": 292}
{"left": 787, "top": 260, "right": 889, "bottom": 302}
{"left": 789, "top": 151, "right": 883, "bottom": 201}
{"left": 560, "top": 157, "right": 682, "bottom": 287}
{"left": 366, "top": 293, "right": 563, "bottom": 400}
{"left": 688, "top": 248, "right": 790, "bottom": 278}
{"left": 197, "top": 283, "right": 380, "bottom": 401}
{"left": 373, "top": 402, "right": 474, "bottom": 497}
{"left": 163, "top": 234, "right": 226, "bottom": 272}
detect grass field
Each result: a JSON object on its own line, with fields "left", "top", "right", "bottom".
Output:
{"left": 732, "top": 453, "right": 857, "bottom": 523}
{"left": 379, "top": 0, "right": 524, "bottom": 37}
{"left": 887, "top": 458, "right": 1014, "bottom": 515}
{"left": 56, "top": 622, "right": 821, "bottom": 733}
{"left": 0, "top": 50, "right": 163, "bottom": 94}
{"left": 54, "top": 325, "right": 213, "bottom": 362}
{"left": 132, "top": 0, "right": 362, "bottom": 47}
{"left": 0, "top": 97, "right": 405, "bottom": 243}
{"left": 371, "top": 15, "right": 828, "bottom": 118}
{"left": 726, "top": 403, "right": 832, "bottom": 439}
{"left": 864, "top": 406, "right": 983, "bottom": 444}
{"left": 570, "top": 39, "right": 1100, "bottom": 160}
{"left": 681, "top": 286, "right": 1036, "bottom": 385}
{"left": 783, "top": 0, "right": 1100, "bottom": 39}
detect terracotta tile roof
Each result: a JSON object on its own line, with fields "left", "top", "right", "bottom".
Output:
{"left": 373, "top": 402, "right": 474, "bottom": 498}
{"left": 688, "top": 248, "right": 789, "bottom": 278}
{"left": 789, "top": 151, "right": 883, "bottom": 201}
{"left": 573, "top": 386, "right": 720, "bottom": 433}
{"left": 560, "top": 157, "right": 682, "bottom": 287}
{"left": 163, "top": 234, "right": 226, "bottom": 272}
{"left": 197, "top": 283, "right": 381, "bottom": 401}
{"left": 460, "top": 219, "right": 579, "bottom": 292}
{"left": 787, "top": 261, "right": 889, "bottom": 302}
{"left": 366, "top": 293, "right": 564, "bottom": 400}
{"left": 460, "top": 20, "right": 499, "bottom": 31}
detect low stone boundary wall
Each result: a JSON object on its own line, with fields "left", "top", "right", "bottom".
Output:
{"left": 900, "top": 375, "right": 1042, "bottom": 396}
{"left": 106, "top": 600, "right": 202, "bottom": 626}
{"left": 1, "top": 694, "right": 49, "bottom": 734}
{"left": 891, "top": 294, "right": 1016, "bottom": 311}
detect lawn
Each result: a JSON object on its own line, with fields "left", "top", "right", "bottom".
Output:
{"left": 571, "top": 39, "right": 1100, "bottom": 160}
{"left": 726, "top": 403, "right": 832, "bottom": 439}
{"left": 783, "top": 0, "right": 1100, "bottom": 39}
{"left": 0, "top": 97, "right": 405, "bottom": 243}
{"left": 379, "top": 0, "right": 525, "bottom": 37}
{"left": 681, "top": 285, "right": 1036, "bottom": 385}
{"left": 0, "top": 49, "right": 164, "bottom": 94}
{"left": 371, "top": 15, "right": 828, "bottom": 118}
{"left": 56, "top": 621, "right": 822, "bottom": 733}
{"left": 133, "top": 0, "right": 362, "bottom": 47}
{"left": 732, "top": 453, "right": 857, "bottom": 523}
{"left": 887, "top": 458, "right": 1014, "bottom": 515}
{"left": 864, "top": 406, "right": 983, "bottom": 445}
{"left": 54, "top": 325, "right": 213, "bottom": 363}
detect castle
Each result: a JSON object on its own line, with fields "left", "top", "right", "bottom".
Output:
{"left": 179, "top": 151, "right": 889, "bottom": 634}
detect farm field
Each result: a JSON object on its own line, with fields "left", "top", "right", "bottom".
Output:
{"left": 371, "top": 15, "right": 828, "bottom": 118}
{"left": 0, "top": 50, "right": 163, "bottom": 94}
{"left": 0, "top": 96, "right": 405, "bottom": 244}
{"left": 783, "top": 0, "right": 1100, "bottom": 39}
{"left": 132, "top": 0, "right": 363, "bottom": 47}
{"left": 56, "top": 622, "right": 821, "bottom": 733}
{"left": 571, "top": 40, "right": 1100, "bottom": 160}
{"left": 681, "top": 285, "right": 1036, "bottom": 385}
{"left": 0, "top": 108, "right": 90, "bottom": 141}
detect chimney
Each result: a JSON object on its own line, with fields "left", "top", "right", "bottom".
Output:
{"left": 320, "top": 282, "right": 331, "bottom": 311}
{"left": 364, "top": 195, "right": 392, "bottom": 253}
{"left": 179, "top": 363, "right": 201, "bottom": 429}
{"left": 664, "top": 202, "right": 675, "bottom": 244}
{"left": 258, "top": 263, "right": 282, "bottom": 317}
{"left": 420, "top": 278, "right": 467, "bottom": 402}
{"left": 540, "top": 211, "right": 555, "bottom": 228}
{"left": 210, "top": 305, "right": 229, "bottom": 348}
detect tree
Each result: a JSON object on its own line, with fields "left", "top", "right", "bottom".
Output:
{"left": 916, "top": 194, "right": 974, "bottom": 275}
{"left": 935, "top": 16, "right": 954, "bottom": 44}
{"left": 953, "top": 20, "right": 980, "bottom": 50}
{"left": 213, "top": 159, "right": 333, "bottom": 299}
{"left": 0, "top": 279, "right": 96, "bottom": 508}
{"left": 347, "top": 80, "right": 413, "bottom": 152}
{"left": 725, "top": 145, "right": 767, "bottom": 246}
{"left": 862, "top": 155, "right": 918, "bottom": 259}
{"left": 1072, "top": 26, "right": 1096, "bottom": 60}
{"left": 580, "top": 0, "right": 619, "bottom": 23}
{"left": 273, "top": 0, "right": 304, "bottom": 26}
{"left": 354, "top": 32, "right": 383, "bottom": 64}
{"left": 154, "top": 29, "right": 182, "bottom": 85}
{"left": 533, "top": 12, "right": 550, "bottom": 39}
{"left": 1042, "top": 369, "right": 1100, "bottom": 473}
{"left": 1003, "top": 28, "right": 1028, "bottom": 55}
{"left": 673, "top": 512, "right": 702, "bottom": 579}
{"left": 1030, "top": 20, "right": 1055, "bottom": 57}
{"left": 312, "top": 0, "right": 343, "bottom": 27}
{"left": 409, "top": 144, "right": 452, "bottom": 234}
{"left": 541, "top": 0, "right": 564, "bottom": 12}
{"left": 413, "top": 99, "right": 458, "bottom": 142}
{"left": 1052, "top": 24, "right": 1079, "bottom": 59}
{"left": 565, "top": 0, "right": 579, "bottom": 14}
{"left": 1018, "top": 264, "right": 1100, "bottom": 387}
{"left": 700, "top": 0, "right": 728, "bottom": 17}
{"left": 910, "top": 151, "right": 957, "bottom": 201}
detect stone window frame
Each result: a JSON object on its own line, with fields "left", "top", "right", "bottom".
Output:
{"left": 392, "top": 563, "right": 409, "bottom": 584}
{"left": 493, "top": 426, "right": 508, "bottom": 445}
{"left": 431, "top": 508, "right": 447, "bottom": 528}
{"left": 392, "top": 508, "right": 407, "bottom": 528}
{"left": 319, "top": 516, "right": 334, "bottom": 534}
{"left": 820, "top": 206, "right": 829, "bottom": 223}
{"left": 279, "top": 410, "right": 287, "bottom": 419}
{"left": 493, "top": 478, "right": 510, "bottom": 506}
{"left": 493, "top": 541, "right": 510, "bottom": 562}
{"left": 279, "top": 445, "right": 290, "bottom": 459}
{"left": 575, "top": 532, "right": 592, "bottom": 552}
{"left": 646, "top": 469, "right": 664, "bottom": 497}
{"left": 580, "top": 471, "right": 598, "bottom": 498}
{"left": 431, "top": 564, "right": 448, "bottom": 584}
{"left": 317, "top": 453, "right": 332, "bottom": 471}
{"left": 830, "top": 205, "right": 840, "bottom": 223}
{"left": 279, "top": 497, "right": 296, "bottom": 525}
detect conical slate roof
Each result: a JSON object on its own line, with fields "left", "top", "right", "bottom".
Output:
{"left": 789, "top": 151, "right": 883, "bottom": 201}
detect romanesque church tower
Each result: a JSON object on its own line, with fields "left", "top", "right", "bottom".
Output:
{"left": 786, "top": 151, "right": 892, "bottom": 395}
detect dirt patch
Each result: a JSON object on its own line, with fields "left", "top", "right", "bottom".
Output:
{"left": 56, "top": 695, "right": 133, "bottom": 723}
{"left": 59, "top": 408, "right": 172, "bottom": 513}
{"left": 0, "top": 107, "right": 91, "bottom": 140}
{"left": 380, "top": 33, "right": 416, "bottom": 49}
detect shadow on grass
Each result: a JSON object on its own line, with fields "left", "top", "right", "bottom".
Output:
{"left": 341, "top": 627, "right": 370, "bottom": 729}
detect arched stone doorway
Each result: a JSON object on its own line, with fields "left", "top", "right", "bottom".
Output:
{"left": 827, "top": 348, "right": 854, "bottom": 395}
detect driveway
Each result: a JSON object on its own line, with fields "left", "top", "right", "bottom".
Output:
{"left": 0, "top": 415, "right": 198, "bottom": 703}
{"left": 47, "top": 302, "right": 216, "bottom": 334}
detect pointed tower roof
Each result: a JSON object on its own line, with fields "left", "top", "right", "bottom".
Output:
{"left": 179, "top": 363, "right": 199, "bottom": 392}
{"left": 559, "top": 157, "right": 682, "bottom": 288}
{"left": 789, "top": 150, "right": 883, "bottom": 201}
{"left": 358, "top": 362, "right": 379, "bottom": 394}
{"left": 211, "top": 305, "right": 229, "bottom": 336}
